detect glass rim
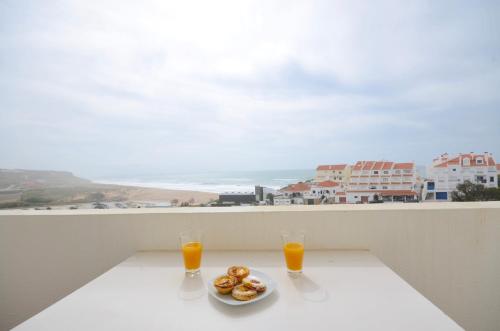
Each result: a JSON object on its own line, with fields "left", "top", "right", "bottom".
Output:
{"left": 179, "top": 230, "right": 203, "bottom": 245}
{"left": 280, "top": 230, "right": 305, "bottom": 237}
{"left": 280, "top": 230, "right": 305, "bottom": 244}
{"left": 179, "top": 229, "right": 203, "bottom": 236}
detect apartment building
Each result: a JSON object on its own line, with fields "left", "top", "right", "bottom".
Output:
{"left": 278, "top": 182, "right": 312, "bottom": 205}
{"left": 309, "top": 180, "right": 346, "bottom": 203}
{"left": 347, "top": 161, "right": 419, "bottom": 203}
{"left": 423, "top": 152, "right": 497, "bottom": 201}
{"left": 314, "top": 164, "right": 351, "bottom": 185}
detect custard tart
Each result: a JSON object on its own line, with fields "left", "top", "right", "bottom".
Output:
{"left": 232, "top": 284, "right": 257, "bottom": 301}
{"left": 242, "top": 276, "right": 266, "bottom": 293}
{"left": 213, "top": 275, "right": 238, "bottom": 294}
{"left": 227, "top": 266, "right": 250, "bottom": 282}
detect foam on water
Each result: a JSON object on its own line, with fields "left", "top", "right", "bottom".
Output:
{"left": 95, "top": 169, "right": 313, "bottom": 194}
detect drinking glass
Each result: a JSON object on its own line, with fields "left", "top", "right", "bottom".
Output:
{"left": 281, "top": 231, "right": 305, "bottom": 274}
{"left": 180, "top": 230, "right": 203, "bottom": 275}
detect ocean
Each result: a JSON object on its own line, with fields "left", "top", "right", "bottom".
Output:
{"left": 94, "top": 169, "right": 314, "bottom": 194}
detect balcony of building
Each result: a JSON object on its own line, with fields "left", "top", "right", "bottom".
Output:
{"left": 1, "top": 202, "right": 499, "bottom": 330}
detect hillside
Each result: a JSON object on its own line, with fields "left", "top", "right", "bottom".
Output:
{"left": 0, "top": 169, "right": 92, "bottom": 190}
{"left": 0, "top": 169, "right": 216, "bottom": 209}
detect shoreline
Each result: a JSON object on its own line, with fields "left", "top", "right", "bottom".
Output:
{"left": 0, "top": 183, "right": 219, "bottom": 210}
{"left": 94, "top": 179, "right": 274, "bottom": 194}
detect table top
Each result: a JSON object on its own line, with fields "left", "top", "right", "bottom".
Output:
{"left": 14, "top": 250, "right": 462, "bottom": 331}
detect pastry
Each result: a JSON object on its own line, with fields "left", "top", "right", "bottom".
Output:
{"left": 232, "top": 284, "right": 257, "bottom": 301}
{"left": 213, "top": 275, "right": 238, "bottom": 294}
{"left": 242, "top": 276, "right": 266, "bottom": 293}
{"left": 227, "top": 266, "right": 250, "bottom": 282}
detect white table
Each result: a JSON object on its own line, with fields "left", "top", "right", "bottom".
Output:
{"left": 14, "top": 250, "right": 462, "bottom": 331}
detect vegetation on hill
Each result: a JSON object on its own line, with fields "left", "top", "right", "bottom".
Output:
{"left": 0, "top": 169, "right": 91, "bottom": 190}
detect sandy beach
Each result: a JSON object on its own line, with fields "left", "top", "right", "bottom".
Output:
{"left": 111, "top": 186, "right": 218, "bottom": 204}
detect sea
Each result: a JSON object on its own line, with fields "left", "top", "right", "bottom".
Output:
{"left": 94, "top": 169, "right": 315, "bottom": 194}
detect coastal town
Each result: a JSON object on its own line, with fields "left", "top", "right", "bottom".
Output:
{"left": 218, "top": 152, "right": 500, "bottom": 205}
{"left": 2, "top": 151, "right": 499, "bottom": 210}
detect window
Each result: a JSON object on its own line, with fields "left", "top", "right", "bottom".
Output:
{"left": 373, "top": 171, "right": 379, "bottom": 175}
{"left": 383, "top": 171, "right": 389, "bottom": 174}
{"left": 382, "top": 186, "right": 388, "bottom": 189}
{"left": 463, "top": 158, "right": 470, "bottom": 166}
{"left": 477, "top": 158, "right": 483, "bottom": 164}
{"left": 383, "top": 178, "right": 388, "bottom": 182}
{"left": 395, "top": 170, "right": 401, "bottom": 174}
{"left": 490, "top": 177, "right": 495, "bottom": 182}
{"left": 370, "top": 186, "right": 376, "bottom": 189}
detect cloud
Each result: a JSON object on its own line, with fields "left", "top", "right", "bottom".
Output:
{"left": 0, "top": 0, "right": 499, "bottom": 176}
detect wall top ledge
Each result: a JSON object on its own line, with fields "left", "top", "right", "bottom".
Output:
{"left": 1, "top": 201, "right": 500, "bottom": 216}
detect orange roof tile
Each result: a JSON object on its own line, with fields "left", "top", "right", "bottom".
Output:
{"left": 434, "top": 153, "right": 496, "bottom": 168}
{"left": 352, "top": 161, "right": 364, "bottom": 171}
{"left": 382, "top": 162, "right": 394, "bottom": 170}
{"left": 362, "top": 161, "right": 375, "bottom": 170}
{"left": 393, "top": 162, "right": 414, "bottom": 170}
{"left": 379, "top": 190, "right": 417, "bottom": 196}
{"left": 346, "top": 190, "right": 417, "bottom": 196}
{"left": 316, "top": 164, "right": 347, "bottom": 171}
{"left": 281, "top": 182, "right": 311, "bottom": 193}
{"left": 315, "top": 180, "right": 340, "bottom": 187}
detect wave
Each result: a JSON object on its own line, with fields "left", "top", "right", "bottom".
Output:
{"left": 97, "top": 180, "right": 281, "bottom": 194}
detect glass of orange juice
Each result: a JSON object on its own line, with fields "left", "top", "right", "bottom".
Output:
{"left": 180, "top": 230, "right": 203, "bottom": 275}
{"left": 281, "top": 231, "right": 305, "bottom": 274}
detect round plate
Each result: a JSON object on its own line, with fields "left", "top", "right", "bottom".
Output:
{"left": 207, "top": 269, "right": 276, "bottom": 306}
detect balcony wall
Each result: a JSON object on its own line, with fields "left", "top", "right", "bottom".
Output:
{"left": 1, "top": 202, "right": 500, "bottom": 331}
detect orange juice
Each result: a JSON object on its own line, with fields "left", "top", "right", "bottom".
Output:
{"left": 283, "top": 242, "right": 304, "bottom": 271}
{"left": 182, "top": 241, "right": 202, "bottom": 271}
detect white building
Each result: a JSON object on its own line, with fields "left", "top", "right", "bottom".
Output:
{"left": 273, "top": 195, "right": 292, "bottom": 205}
{"left": 347, "top": 161, "right": 419, "bottom": 203}
{"left": 315, "top": 164, "right": 351, "bottom": 184}
{"left": 423, "top": 152, "right": 498, "bottom": 201}
{"left": 279, "top": 182, "right": 311, "bottom": 204}
{"left": 309, "top": 180, "right": 346, "bottom": 203}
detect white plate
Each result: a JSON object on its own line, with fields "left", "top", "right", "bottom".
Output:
{"left": 207, "top": 269, "right": 276, "bottom": 306}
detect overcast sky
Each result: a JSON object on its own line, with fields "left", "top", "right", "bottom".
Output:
{"left": 1, "top": 0, "right": 499, "bottom": 177}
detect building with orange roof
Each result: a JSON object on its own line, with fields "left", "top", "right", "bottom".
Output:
{"left": 314, "top": 164, "right": 351, "bottom": 185}
{"left": 347, "top": 160, "right": 418, "bottom": 203}
{"left": 309, "top": 180, "right": 346, "bottom": 203}
{"left": 423, "top": 152, "right": 498, "bottom": 201}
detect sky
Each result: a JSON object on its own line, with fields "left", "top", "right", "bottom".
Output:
{"left": 1, "top": 0, "right": 499, "bottom": 178}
